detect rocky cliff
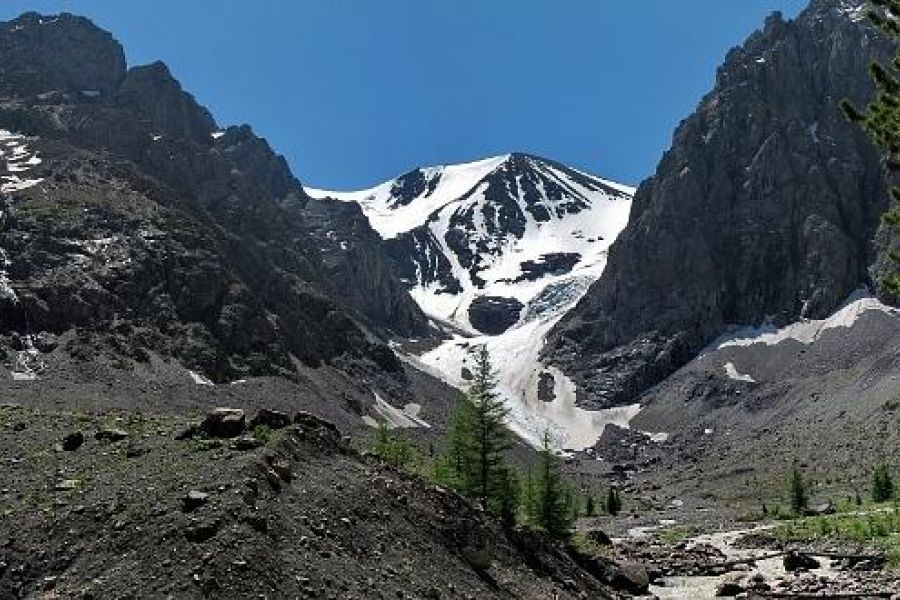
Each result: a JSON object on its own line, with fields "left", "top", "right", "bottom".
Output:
{"left": 0, "top": 12, "right": 429, "bottom": 383}
{"left": 545, "top": 0, "right": 895, "bottom": 408}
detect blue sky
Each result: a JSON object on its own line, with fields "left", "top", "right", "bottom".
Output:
{"left": 2, "top": 1, "right": 807, "bottom": 189}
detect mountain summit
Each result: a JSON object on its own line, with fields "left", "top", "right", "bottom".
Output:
{"left": 310, "top": 153, "right": 634, "bottom": 335}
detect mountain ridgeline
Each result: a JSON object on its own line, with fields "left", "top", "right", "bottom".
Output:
{"left": 0, "top": 12, "right": 428, "bottom": 383}
{"left": 544, "top": 0, "right": 897, "bottom": 408}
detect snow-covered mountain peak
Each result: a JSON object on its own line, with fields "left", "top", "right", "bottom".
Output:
{"left": 309, "top": 153, "right": 634, "bottom": 334}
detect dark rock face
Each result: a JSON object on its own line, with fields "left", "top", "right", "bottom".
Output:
{"left": 468, "top": 296, "right": 524, "bottom": 335}
{"left": 0, "top": 13, "right": 126, "bottom": 97}
{"left": 515, "top": 252, "right": 581, "bottom": 283}
{"left": 388, "top": 168, "right": 441, "bottom": 207}
{"left": 0, "top": 13, "right": 428, "bottom": 383}
{"left": 116, "top": 61, "right": 216, "bottom": 144}
{"left": 546, "top": 0, "right": 894, "bottom": 408}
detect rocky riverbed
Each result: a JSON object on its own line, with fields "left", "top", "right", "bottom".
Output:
{"left": 635, "top": 524, "right": 900, "bottom": 599}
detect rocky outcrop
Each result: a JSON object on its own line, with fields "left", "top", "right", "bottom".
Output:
{"left": 545, "top": 0, "right": 894, "bottom": 408}
{"left": 0, "top": 12, "right": 126, "bottom": 97}
{"left": 0, "top": 12, "right": 428, "bottom": 382}
{"left": 116, "top": 61, "right": 216, "bottom": 144}
{"left": 468, "top": 296, "right": 524, "bottom": 335}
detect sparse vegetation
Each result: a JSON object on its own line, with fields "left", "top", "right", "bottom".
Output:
{"left": 873, "top": 464, "right": 895, "bottom": 504}
{"left": 606, "top": 486, "right": 622, "bottom": 516}
{"left": 788, "top": 464, "right": 809, "bottom": 516}
{"left": 252, "top": 424, "right": 273, "bottom": 445}
{"left": 526, "top": 430, "right": 577, "bottom": 540}
{"left": 372, "top": 422, "right": 416, "bottom": 469}
{"left": 774, "top": 507, "right": 900, "bottom": 568}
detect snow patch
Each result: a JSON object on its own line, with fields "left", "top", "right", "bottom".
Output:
{"left": 723, "top": 361, "right": 755, "bottom": 383}
{"left": 188, "top": 370, "right": 214, "bottom": 386}
{"left": 363, "top": 392, "right": 431, "bottom": 429}
{"left": 10, "top": 335, "right": 45, "bottom": 380}
{"left": 714, "top": 290, "right": 897, "bottom": 350}
{"left": 0, "top": 129, "right": 44, "bottom": 194}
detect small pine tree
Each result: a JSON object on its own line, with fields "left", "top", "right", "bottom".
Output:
{"left": 585, "top": 494, "right": 596, "bottom": 517}
{"left": 467, "top": 345, "right": 511, "bottom": 508}
{"left": 443, "top": 395, "right": 476, "bottom": 492}
{"left": 534, "top": 429, "right": 575, "bottom": 540}
{"left": 761, "top": 503, "right": 768, "bottom": 518}
{"left": 856, "top": 491, "right": 863, "bottom": 506}
{"left": 606, "top": 486, "right": 622, "bottom": 516}
{"left": 372, "top": 422, "right": 414, "bottom": 469}
{"left": 788, "top": 465, "right": 809, "bottom": 516}
{"left": 873, "top": 464, "right": 895, "bottom": 503}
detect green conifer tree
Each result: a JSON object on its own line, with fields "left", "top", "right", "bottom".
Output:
{"left": 534, "top": 429, "right": 575, "bottom": 539}
{"left": 467, "top": 345, "right": 511, "bottom": 507}
{"left": 873, "top": 464, "right": 895, "bottom": 503}
{"left": 443, "top": 394, "right": 476, "bottom": 491}
{"left": 585, "top": 494, "right": 596, "bottom": 517}
{"left": 788, "top": 464, "right": 809, "bottom": 516}
{"left": 606, "top": 486, "right": 622, "bottom": 516}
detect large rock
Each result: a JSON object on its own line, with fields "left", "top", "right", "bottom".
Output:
{"left": 248, "top": 409, "right": 291, "bottom": 431}
{"left": 546, "top": 0, "right": 894, "bottom": 408}
{"left": 609, "top": 560, "right": 649, "bottom": 595}
{"left": 200, "top": 408, "right": 245, "bottom": 439}
{"left": 468, "top": 296, "right": 524, "bottom": 335}
{"left": 783, "top": 551, "right": 821, "bottom": 572}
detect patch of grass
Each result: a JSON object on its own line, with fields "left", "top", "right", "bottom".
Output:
{"left": 569, "top": 531, "right": 613, "bottom": 558}
{"left": 191, "top": 438, "right": 222, "bottom": 452}
{"left": 773, "top": 507, "right": 900, "bottom": 570}
{"left": 252, "top": 425, "right": 273, "bottom": 445}
{"left": 660, "top": 526, "right": 697, "bottom": 544}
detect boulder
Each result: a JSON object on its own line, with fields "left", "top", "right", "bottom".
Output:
{"left": 61, "top": 431, "right": 84, "bottom": 451}
{"left": 610, "top": 560, "right": 649, "bottom": 595}
{"left": 783, "top": 551, "right": 821, "bottom": 572}
{"left": 95, "top": 428, "right": 128, "bottom": 443}
{"left": 715, "top": 573, "right": 745, "bottom": 596}
{"left": 200, "top": 408, "right": 245, "bottom": 438}
{"left": 248, "top": 408, "right": 291, "bottom": 431}
{"left": 182, "top": 491, "right": 209, "bottom": 512}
